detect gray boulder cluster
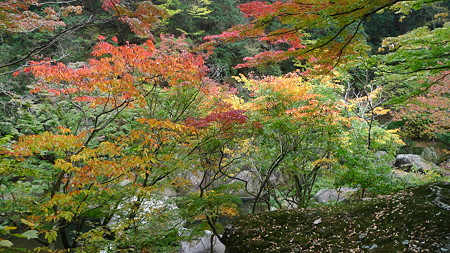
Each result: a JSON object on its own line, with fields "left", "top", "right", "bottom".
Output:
{"left": 314, "top": 188, "right": 358, "bottom": 203}
{"left": 394, "top": 154, "right": 436, "bottom": 173}
{"left": 179, "top": 231, "right": 225, "bottom": 253}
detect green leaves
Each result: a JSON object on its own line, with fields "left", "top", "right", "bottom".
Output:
{"left": 0, "top": 240, "right": 13, "bottom": 247}
{"left": 0, "top": 224, "right": 38, "bottom": 249}
{"left": 17, "top": 230, "right": 39, "bottom": 240}
{"left": 377, "top": 22, "right": 450, "bottom": 74}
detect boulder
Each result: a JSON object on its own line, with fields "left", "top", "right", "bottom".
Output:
{"left": 179, "top": 231, "right": 225, "bottom": 253}
{"left": 429, "top": 181, "right": 450, "bottom": 211}
{"left": 421, "top": 147, "right": 441, "bottom": 163}
{"left": 394, "top": 154, "right": 437, "bottom": 173}
{"left": 314, "top": 188, "right": 357, "bottom": 203}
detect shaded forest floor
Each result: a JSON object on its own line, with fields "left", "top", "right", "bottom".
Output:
{"left": 223, "top": 182, "right": 450, "bottom": 252}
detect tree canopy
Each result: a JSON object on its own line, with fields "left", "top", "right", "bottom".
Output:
{"left": 0, "top": 0, "right": 448, "bottom": 251}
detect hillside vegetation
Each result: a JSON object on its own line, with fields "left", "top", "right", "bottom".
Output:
{"left": 224, "top": 182, "right": 450, "bottom": 252}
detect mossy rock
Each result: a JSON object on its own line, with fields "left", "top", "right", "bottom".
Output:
{"left": 223, "top": 182, "right": 450, "bottom": 252}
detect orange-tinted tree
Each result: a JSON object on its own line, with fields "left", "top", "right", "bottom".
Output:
{"left": 2, "top": 34, "right": 244, "bottom": 250}
{"left": 233, "top": 73, "right": 347, "bottom": 209}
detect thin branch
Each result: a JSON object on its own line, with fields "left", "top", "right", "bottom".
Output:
{"left": 36, "top": 0, "right": 78, "bottom": 4}
{"left": 0, "top": 16, "right": 106, "bottom": 70}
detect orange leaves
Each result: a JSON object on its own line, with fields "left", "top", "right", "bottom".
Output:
{"left": 57, "top": 126, "right": 72, "bottom": 134}
{"left": 71, "top": 141, "right": 122, "bottom": 162}
{"left": 25, "top": 35, "right": 208, "bottom": 111}
{"left": 240, "top": 74, "right": 316, "bottom": 112}
{"left": 236, "top": 72, "right": 346, "bottom": 132}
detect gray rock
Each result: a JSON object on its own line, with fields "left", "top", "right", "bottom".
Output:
{"left": 394, "top": 154, "right": 437, "bottom": 173}
{"left": 179, "top": 231, "right": 225, "bottom": 253}
{"left": 429, "top": 181, "right": 450, "bottom": 211}
{"left": 314, "top": 188, "right": 357, "bottom": 203}
{"left": 421, "top": 147, "right": 441, "bottom": 163}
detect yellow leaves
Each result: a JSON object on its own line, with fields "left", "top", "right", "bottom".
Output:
{"left": 383, "top": 129, "right": 406, "bottom": 146}
{"left": 434, "top": 12, "right": 449, "bottom": 19}
{"left": 261, "top": 75, "right": 313, "bottom": 101}
{"left": 137, "top": 118, "right": 193, "bottom": 133}
{"left": 98, "top": 141, "right": 122, "bottom": 156}
{"left": 71, "top": 141, "right": 121, "bottom": 162}
{"left": 220, "top": 205, "right": 239, "bottom": 217}
{"left": 2, "top": 226, "right": 17, "bottom": 231}
{"left": 120, "top": 130, "right": 158, "bottom": 148}
{"left": 44, "top": 230, "right": 58, "bottom": 243}
{"left": 386, "top": 129, "right": 399, "bottom": 134}
{"left": 373, "top": 107, "right": 390, "bottom": 115}
{"left": 8, "top": 132, "right": 83, "bottom": 156}
{"left": 346, "top": 87, "right": 389, "bottom": 118}
{"left": 350, "top": 87, "right": 383, "bottom": 104}
{"left": 55, "top": 159, "right": 75, "bottom": 172}
{"left": 237, "top": 73, "right": 318, "bottom": 114}
{"left": 20, "top": 218, "right": 36, "bottom": 229}
{"left": 222, "top": 94, "right": 245, "bottom": 111}
{"left": 170, "top": 177, "right": 191, "bottom": 188}
{"left": 119, "top": 155, "right": 157, "bottom": 172}
{"left": 232, "top": 74, "right": 252, "bottom": 89}
{"left": 187, "top": 0, "right": 212, "bottom": 18}
{"left": 311, "top": 158, "right": 338, "bottom": 167}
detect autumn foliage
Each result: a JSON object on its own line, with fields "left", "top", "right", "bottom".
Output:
{"left": 0, "top": 0, "right": 82, "bottom": 33}
{"left": 1, "top": 0, "right": 447, "bottom": 251}
{"left": 1, "top": 27, "right": 255, "bottom": 247}
{"left": 205, "top": 0, "right": 403, "bottom": 71}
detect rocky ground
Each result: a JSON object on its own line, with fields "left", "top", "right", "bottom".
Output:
{"left": 223, "top": 182, "right": 450, "bottom": 253}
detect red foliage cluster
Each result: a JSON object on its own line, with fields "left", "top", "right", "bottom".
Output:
{"left": 204, "top": 30, "right": 241, "bottom": 41}
{"left": 238, "top": 1, "right": 275, "bottom": 18}
{"left": 236, "top": 51, "right": 289, "bottom": 69}
{"left": 185, "top": 110, "right": 248, "bottom": 129}
{"left": 101, "top": 0, "right": 120, "bottom": 11}
{"left": 393, "top": 72, "right": 450, "bottom": 136}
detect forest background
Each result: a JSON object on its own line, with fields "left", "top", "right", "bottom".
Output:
{"left": 0, "top": 0, "right": 449, "bottom": 251}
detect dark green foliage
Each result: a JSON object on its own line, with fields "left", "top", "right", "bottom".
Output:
{"left": 223, "top": 182, "right": 450, "bottom": 252}
{"left": 155, "top": 0, "right": 244, "bottom": 41}
{"left": 364, "top": 0, "right": 450, "bottom": 49}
